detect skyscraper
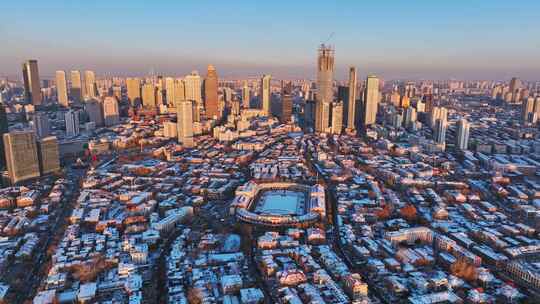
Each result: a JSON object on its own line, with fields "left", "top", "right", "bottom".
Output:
{"left": 281, "top": 82, "right": 293, "bottom": 123}
{"left": 184, "top": 71, "right": 203, "bottom": 112}
{"left": 56, "top": 70, "right": 69, "bottom": 107}
{"left": 174, "top": 79, "right": 186, "bottom": 105}
{"left": 261, "top": 75, "right": 272, "bottom": 116}
{"left": 509, "top": 77, "right": 522, "bottom": 104}
{"left": 315, "top": 44, "right": 334, "bottom": 132}
{"left": 165, "top": 77, "right": 176, "bottom": 107}
{"left": 331, "top": 101, "right": 343, "bottom": 134}
{"left": 362, "top": 75, "right": 379, "bottom": 127}
{"left": 522, "top": 96, "right": 535, "bottom": 123}
{"left": 347, "top": 67, "right": 357, "bottom": 131}
{"left": 3, "top": 131, "right": 40, "bottom": 184}
{"left": 85, "top": 98, "right": 104, "bottom": 127}
{"left": 0, "top": 103, "right": 8, "bottom": 169}
{"left": 70, "top": 70, "right": 83, "bottom": 102}
{"left": 65, "top": 110, "right": 80, "bottom": 136}
{"left": 84, "top": 70, "right": 97, "bottom": 98}
{"left": 103, "top": 96, "right": 120, "bottom": 126}
{"left": 126, "top": 78, "right": 142, "bottom": 107}
{"left": 242, "top": 80, "right": 250, "bottom": 108}
{"left": 177, "top": 100, "right": 194, "bottom": 148}
{"left": 205, "top": 65, "right": 219, "bottom": 119}
{"left": 33, "top": 112, "right": 50, "bottom": 138}
{"left": 435, "top": 118, "right": 447, "bottom": 145}
{"left": 22, "top": 60, "right": 42, "bottom": 105}
{"left": 37, "top": 136, "right": 60, "bottom": 175}
{"left": 456, "top": 118, "right": 470, "bottom": 151}
{"left": 404, "top": 107, "right": 417, "bottom": 129}
{"left": 142, "top": 83, "right": 157, "bottom": 109}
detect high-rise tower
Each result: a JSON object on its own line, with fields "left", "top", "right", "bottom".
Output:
{"left": 70, "top": 70, "right": 83, "bottom": 103}
{"left": 456, "top": 118, "right": 470, "bottom": 151}
{"left": 22, "top": 60, "right": 42, "bottom": 105}
{"left": 84, "top": 70, "right": 97, "bottom": 98}
{"left": 126, "top": 78, "right": 142, "bottom": 107}
{"left": 177, "top": 100, "right": 194, "bottom": 148}
{"left": 205, "top": 65, "right": 219, "bottom": 119}
{"left": 315, "top": 44, "right": 334, "bottom": 132}
{"left": 56, "top": 71, "right": 69, "bottom": 107}
{"left": 261, "top": 75, "right": 272, "bottom": 116}
{"left": 346, "top": 66, "right": 357, "bottom": 131}
{"left": 3, "top": 131, "right": 40, "bottom": 184}
{"left": 362, "top": 75, "right": 379, "bottom": 127}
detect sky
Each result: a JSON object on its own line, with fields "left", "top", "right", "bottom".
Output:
{"left": 1, "top": 0, "right": 539, "bottom": 80}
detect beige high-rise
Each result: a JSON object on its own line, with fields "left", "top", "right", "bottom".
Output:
{"left": 261, "top": 75, "right": 271, "bottom": 116}
{"left": 84, "top": 70, "right": 97, "bottom": 98}
{"left": 177, "top": 100, "right": 194, "bottom": 147}
{"left": 103, "top": 96, "right": 120, "bottom": 126}
{"left": 126, "top": 78, "right": 142, "bottom": 107}
{"left": 3, "top": 131, "right": 40, "bottom": 184}
{"left": 315, "top": 45, "right": 334, "bottom": 132}
{"left": 362, "top": 75, "right": 379, "bottom": 127}
{"left": 142, "top": 83, "right": 157, "bottom": 109}
{"left": 56, "top": 71, "right": 69, "bottom": 107}
{"left": 37, "top": 136, "right": 60, "bottom": 175}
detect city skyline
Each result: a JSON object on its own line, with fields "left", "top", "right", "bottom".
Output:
{"left": 2, "top": 1, "right": 540, "bottom": 80}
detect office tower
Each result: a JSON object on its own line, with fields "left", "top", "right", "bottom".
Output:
{"left": 434, "top": 118, "right": 447, "bottom": 145}
{"left": 242, "top": 80, "right": 250, "bottom": 108}
{"left": 0, "top": 103, "right": 8, "bottom": 169}
{"left": 404, "top": 107, "right": 417, "bottom": 129}
{"left": 261, "top": 75, "right": 272, "bottom": 116}
{"left": 22, "top": 60, "right": 42, "bottom": 105}
{"left": 315, "top": 44, "right": 334, "bottom": 132}
{"left": 281, "top": 82, "right": 293, "bottom": 123}
{"left": 3, "top": 131, "right": 40, "bottom": 184}
{"left": 37, "top": 136, "right": 60, "bottom": 175}
{"left": 177, "top": 100, "right": 194, "bottom": 147}
{"left": 56, "top": 71, "right": 69, "bottom": 107}
{"left": 84, "top": 70, "right": 97, "bottom": 98}
{"left": 391, "top": 112, "right": 403, "bottom": 129}
{"left": 534, "top": 97, "right": 540, "bottom": 121}
{"left": 362, "top": 75, "right": 379, "bottom": 127}
{"left": 456, "top": 118, "right": 470, "bottom": 151}
{"left": 184, "top": 71, "right": 203, "bottom": 110}
{"left": 304, "top": 100, "right": 316, "bottom": 130}
{"left": 331, "top": 101, "right": 343, "bottom": 134}
{"left": 347, "top": 67, "right": 357, "bottom": 131}
{"left": 85, "top": 99, "right": 104, "bottom": 127}
{"left": 165, "top": 77, "right": 176, "bottom": 107}
{"left": 205, "top": 65, "right": 219, "bottom": 119}
{"left": 338, "top": 86, "right": 349, "bottom": 126}
{"left": 423, "top": 94, "right": 433, "bottom": 113}
{"left": 142, "top": 83, "right": 157, "bottom": 108}
{"left": 65, "top": 110, "right": 80, "bottom": 136}
{"left": 163, "top": 121, "right": 178, "bottom": 138}
{"left": 103, "top": 96, "right": 120, "bottom": 126}
{"left": 509, "top": 77, "right": 522, "bottom": 103}
{"left": 429, "top": 106, "right": 448, "bottom": 129}
{"left": 522, "top": 97, "right": 535, "bottom": 123}
{"left": 174, "top": 79, "right": 186, "bottom": 104}
{"left": 33, "top": 112, "right": 50, "bottom": 138}
{"left": 126, "top": 77, "right": 142, "bottom": 107}
{"left": 70, "top": 70, "right": 83, "bottom": 102}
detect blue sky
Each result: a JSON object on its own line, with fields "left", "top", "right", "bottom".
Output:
{"left": 1, "top": 0, "right": 539, "bottom": 80}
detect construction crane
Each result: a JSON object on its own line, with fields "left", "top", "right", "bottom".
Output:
{"left": 322, "top": 32, "right": 335, "bottom": 46}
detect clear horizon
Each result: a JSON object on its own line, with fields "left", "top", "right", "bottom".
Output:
{"left": 1, "top": 0, "right": 539, "bottom": 81}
